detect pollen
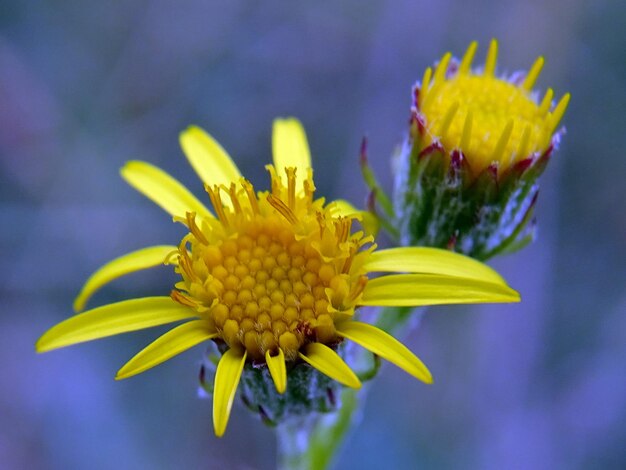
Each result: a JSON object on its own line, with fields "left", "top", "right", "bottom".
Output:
{"left": 173, "top": 166, "right": 372, "bottom": 362}
{"left": 417, "top": 40, "right": 570, "bottom": 173}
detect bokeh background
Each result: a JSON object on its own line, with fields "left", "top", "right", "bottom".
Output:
{"left": 2, "top": 1, "right": 625, "bottom": 468}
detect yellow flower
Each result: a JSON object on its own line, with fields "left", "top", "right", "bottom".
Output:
{"left": 36, "top": 118, "right": 520, "bottom": 436}
{"left": 415, "top": 39, "right": 570, "bottom": 175}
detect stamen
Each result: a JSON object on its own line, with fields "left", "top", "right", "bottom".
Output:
{"left": 490, "top": 119, "right": 514, "bottom": 163}
{"left": 484, "top": 39, "right": 498, "bottom": 76}
{"left": 343, "top": 218, "right": 353, "bottom": 243}
{"left": 205, "top": 184, "right": 229, "bottom": 227}
{"left": 267, "top": 194, "right": 298, "bottom": 224}
{"left": 433, "top": 52, "right": 452, "bottom": 85}
{"left": 266, "top": 165, "right": 281, "bottom": 197}
{"left": 517, "top": 124, "right": 532, "bottom": 159}
{"left": 164, "top": 249, "right": 180, "bottom": 266}
{"left": 539, "top": 88, "right": 554, "bottom": 116}
{"left": 459, "top": 110, "right": 473, "bottom": 151}
{"left": 459, "top": 41, "right": 478, "bottom": 74}
{"left": 285, "top": 167, "right": 297, "bottom": 210}
{"left": 170, "top": 289, "right": 199, "bottom": 308}
{"left": 178, "top": 248, "right": 200, "bottom": 282}
{"left": 178, "top": 233, "right": 194, "bottom": 252}
{"left": 418, "top": 67, "right": 432, "bottom": 108}
{"left": 242, "top": 179, "right": 260, "bottom": 215}
{"left": 358, "top": 235, "right": 376, "bottom": 249}
{"left": 522, "top": 56, "right": 544, "bottom": 91}
{"left": 316, "top": 212, "right": 326, "bottom": 239}
{"left": 342, "top": 243, "right": 357, "bottom": 273}
{"left": 348, "top": 275, "right": 368, "bottom": 301}
{"left": 438, "top": 101, "right": 460, "bottom": 140}
{"left": 303, "top": 170, "right": 316, "bottom": 208}
{"left": 186, "top": 212, "right": 208, "bottom": 244}
{"left": 334, "top": 217, "right": 352, "bottom": 244}
{"left": 227, "top": 183, "right": 243, "bottom": 214}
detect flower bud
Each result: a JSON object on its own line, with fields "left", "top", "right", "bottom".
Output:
{"left": 388, "top": 40, "right": 570, "bottom": 259}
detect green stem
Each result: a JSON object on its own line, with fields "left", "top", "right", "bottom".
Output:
{"left": 276, "top": 416, "right": 317, "bottom": 470}
{"left": 275, "top": 306, "right": 425, "bottom": 469}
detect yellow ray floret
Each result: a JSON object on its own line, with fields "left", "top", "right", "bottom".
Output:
{"left": 36, "top": 297, "right": 197, "bottom": 352}
{"left": 116, "top": 320, "right": 217, "bottom": 379}
{"left": 74, "top": 245, "right": 178, "bottom": 312}
{"left": 266, "top": 348, "right": 287, "bottom": 394}
{"left": 272, "top": 117, "right": 312, "bottom": 191}
{"left": 213, "top": 348, "right": 247, "bottom": 437}
{"left": 179, "top": 125, "right": 242, "bottom": 189}
{"left": 362, "top": 246, "right": 505, "bottom": 284}
{"left": 417, "top": 40, "right": 570, "bottom": 174}
{"left": 37, "top": 118, "right": 521, "bottom": 436}
{"left": 336, "top": 321, "right": 432, "bottom": 383}
{"left": 299, "top": 343, "right": 361, "bottom": 389}
{"left": 121, "top": 161, "right": 213, "bottom": 220}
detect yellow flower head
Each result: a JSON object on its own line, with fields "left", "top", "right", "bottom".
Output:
{"left": 36, "top": 118, "right": 520, "bottom": 436}
{"left": 415, "top": 40, "right": 570, "bottom": 175}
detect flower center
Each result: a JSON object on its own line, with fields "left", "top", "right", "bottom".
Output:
{"left": 422, "top": 75, "right": 552, "bottom": 169}
{"left": 416, "top": 43, "right": 569, "bottom": 174}
{"left": 173, "top": 167, "right": 371, "bottom": 362}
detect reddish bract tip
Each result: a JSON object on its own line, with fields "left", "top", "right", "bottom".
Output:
{"left": 450, "top": 150, "right": 464, "bottom": 169}
{"left": 512, "top": 157, "right": 534, "bottom": 175}
{"left": 448, "top": 150, "right": 472, "bottom": 180}
{"left": 360, "top": 136, "right": 369, "bottom": 166}
{"left": 418, "top": 141, "right": 444, "bottom": 160}
{"left": 327, "top": 387, "right": 337, "bottom": 407}
{"left": 199, "top": 364, "right": 206, "bottom": 385}
{"left": 487, "top": 163, "right": 499, "bottom": 180}
{"left": 446, "top": 232, "right": 458, "bottom": 250}
{"left": 447, "top": 60, "right": 459, "bottom": 77}
{"left": 541, "top": 144, "right": 554, "bottom": 160}
{"left": 366, "top": 189, "right": 377, "bottom": 213}
{"left": 409, "top": 110, "right": 426, "bottom": 135}
{"left": 413, "top": 85, "right": 420, "bottom": 107}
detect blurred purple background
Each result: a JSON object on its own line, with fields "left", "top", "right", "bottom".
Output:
{"left": 2, "top": 1, "right": 625, "bottom": 468}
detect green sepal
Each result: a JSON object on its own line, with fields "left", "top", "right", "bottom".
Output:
{"left": 392, "top": 131, "right": 552, "bottom": 260}
{"left": 238, "top": 361, "right": 340, "bottom": 427}
{"left": 199, "top": 344, "right": 342, "bottom": 427}
{"left": 360, "top": 137, "right": 394, "bottom": 219}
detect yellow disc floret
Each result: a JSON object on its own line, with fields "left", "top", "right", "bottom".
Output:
{"left": 173, "top": 166, "right": 372, "bottom": 362}
{"left": 417, "top": 40, "right": 570, "bottom": 174}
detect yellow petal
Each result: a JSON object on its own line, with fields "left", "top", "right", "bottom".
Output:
{"left": 120, "top": 160, "right": 213, "bottom": 219}
{"left": 360, "top": 274, "right": 520, "bottom": 307}
{"left": 265, "top": 348, "right": 287, "bottom": 394}
{"left": 459, "top": 41, "right": 478, "bottom": 74}
{"left": 336, "top": 321, "right": 432, "bottom": 383}
{"left": 299, "top": 343, "right": 361, "bottom": 389}
{"left": 484, "top": 39, "right": 498, "bottom": 76}
{"left": 522, "top": 56, "right": 544, "bottom": 91}
{"left": 74, "top": 245, "right": 178, "bottom": 312}
{"left": 433, "top": 52, "right": 452, "bottom": 85}
{"left": 331, "top": 199, "right": 358, "bottom": 217}
{"left": 116, "top": 320, "right": 216, "bottom": 380}
{"left": 363, "top": 247, "right": 506, "bottom": 285}
{"left": 179, "top": 126, "right": 242, "bottom": 187}
{"left": 213, "top": 348, "right": 247, "bottom": 437}
{"left": 36, "top": 297, "right": 197, "bottom": 353}
{"left": 272, "top": 118, "right": 311, "bottom": 190}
